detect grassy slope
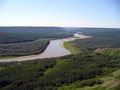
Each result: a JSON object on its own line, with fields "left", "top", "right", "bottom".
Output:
{"left": 63, "top": 41, "right": 81, "bottom": 54}
{"left": 58, "top": 69, "right": 120, "bottom": 90}
{"left": 78, "top": 69, "right": 120, "bottom": 90}
{"left": 95, "top": 48, "right": 120, "bottom": 57}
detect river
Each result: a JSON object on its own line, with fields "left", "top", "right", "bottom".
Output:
{"left": 0, "top": 32, "right": 90, "bottom": 62}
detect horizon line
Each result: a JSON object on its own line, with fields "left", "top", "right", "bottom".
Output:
{"left": 0, "top": 26, "right": 119, "bottom": 29}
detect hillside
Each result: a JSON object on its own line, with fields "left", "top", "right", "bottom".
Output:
{"left": 0, "top": 28, "right": 120, "bottom": 90}
{"left": 0, "top": 53, "right": 120, "bottom": 90}
{"left": 95, "top": 48, "right": 120, "bottom": 58}
{"left": 0, "top": 27, "right": 72, "bottom": 44}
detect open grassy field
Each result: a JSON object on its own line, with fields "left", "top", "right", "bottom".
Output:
{"left": 64, "top": 41, "right": 81, "bottom": 54}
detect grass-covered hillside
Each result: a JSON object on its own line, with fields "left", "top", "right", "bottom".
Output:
{"left": 95, "top": 48, "right": 120, "bottom": 58}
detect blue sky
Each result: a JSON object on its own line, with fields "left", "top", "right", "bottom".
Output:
{"left": 0, "top": 0, "right": 120, "bottom": 28}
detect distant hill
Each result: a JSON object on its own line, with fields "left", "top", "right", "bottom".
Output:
{"left": 0, "top": 27, "right": 72, "bottom": 43}
{"left": 65, "top": 27, "right": 120, "bottom": 33}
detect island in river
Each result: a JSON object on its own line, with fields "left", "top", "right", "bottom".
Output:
{"left": 0, "top": 32, "right": 91, "bottom": 62}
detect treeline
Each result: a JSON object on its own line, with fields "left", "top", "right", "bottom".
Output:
{"left": 70, "top": 29, "right": 120, "bottom": 53}
{"left": 0, "top": 27, "right": 72, "bottom": 44}
{"left": 0, "top": 53, "right": 119, "bottom": 89}
{"left": 0, "top": 40, "right": 49, "bottom": 57}
{"left": 66, "top": 27, "right": 120, "bottom": 34}
{"left": 0, "top": 27, "right": 73, "bottom": 57}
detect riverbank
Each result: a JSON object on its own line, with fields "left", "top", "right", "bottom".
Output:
{"left": 0, "top": 40, "right": 50, "bottom": 59}
{"left": 0, "top": 39, "right": 71, "bottom": 62}
{"left": 0, "top": 33, "right": 91, "bottom": 62}
{"left": 63, "top": 32, "right": 91, "bottom": 54}
{"left": 63, "top": 41, "right": 80, "bottom": 54}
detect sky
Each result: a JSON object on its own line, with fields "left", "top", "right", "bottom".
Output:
{"left": 0, "top": 0, "right": 120, "bottom": 28}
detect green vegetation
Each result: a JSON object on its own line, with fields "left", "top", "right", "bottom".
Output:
{"left": 0, "top": 28, "right": 120, "bottom": 90}
{"left": 95, "top": 48, "right": 120, "bottom": 57}
{"left": 58, "top": 78, "right": 103, "bottom": 90}
{"left": 0, "top": 27, "right": 73, "bottom": 58}
{"left": 72, "top": 37, "right": 120, "bottom": 53}
{"left": 58, "top": 69, "right": 120, "bottom": 90}
{"left": 76, "top": 69, "right": 120, "bottom": 90}
{"left": 0, "top": 27, "right": 72, "bottom": 44}
{"left": 64, "top": 41, "right": 81, "bottom": 54}
{"left": 0, "top": 40, "right": 49, "bottom": 57}
{"left": 60, "top": 28, "right": 120, "bottom": 90}
{"left": 35, "top": 38, "right": 57, "bottom": 41}
{"left": 0, "top": 53, "right": 120, "bottom": 90}
{"left": 0, "top": 56, "right": 19, "bottom": 59}
{"left": 67, "top": 29, "right": 120, "bottom": 53}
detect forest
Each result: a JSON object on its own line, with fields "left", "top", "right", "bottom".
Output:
{"left": 67, "top": 28, "right": 120, "bottom": 53}
{"left": 0, "top": 27, "right": 120, "bottom": 90}
{"left": 0, "top": 40, "right": 49, "bottom": 57}
{"left": 0, "top": 53, "right": 120, "bottom": 90}
{"left": 0, "top": 27, "right": 72, "bottom": 44}
{"left": 0, "top": 27, "right": 72, "bottom": 58}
